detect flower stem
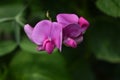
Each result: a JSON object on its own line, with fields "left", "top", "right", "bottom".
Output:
{"left": 15, "top": 16, "right": 24, "bottom": 27}
{"left": 0, "top": 17, "right": 14, "bottom": 23}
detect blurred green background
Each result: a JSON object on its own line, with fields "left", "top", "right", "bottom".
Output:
{"left": 0, "top": 0, "right": 120, "bottom": 80}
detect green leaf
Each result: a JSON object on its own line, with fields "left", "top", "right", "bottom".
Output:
{"left": 9, "top": 50, "right": 71, "bottom": 80}
{"left": 0, "top": 4, "right": 24, "bottom": 18}
{"left": 0, "top": 4, "right": 25, "bottom": 45}
{"left": 0, "top": 4, "right": 24, "bottom": 33}
{"left": 0, "top": 21, "right": 14, "bottom": 33}
{"left": 0, "top": 22, "right": 20, "bottom": 56}
{"left": 87, "top": 18, "right": 120, "bottom": 63}
{"left": 0, "top": 40, "right": 17, "bottom": 56}
{"left": 0, "top": 4, "right": 24, "bottom": 43}
{"left": 96, "top": 0, "right": 120, "bottom": 17}
{"left": 0, "top": 4, "right": 25, "bottom": 27}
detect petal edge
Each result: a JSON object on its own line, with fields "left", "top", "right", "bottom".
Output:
{"left": 24, "top": 24, "right": 33, "bottom": 41}
{"left": 57, "top": 13, "right": 79, "bottom": 28}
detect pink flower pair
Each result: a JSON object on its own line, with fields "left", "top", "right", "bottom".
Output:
{"left": 24, "top": 13, "right": 89, "bottom": 54}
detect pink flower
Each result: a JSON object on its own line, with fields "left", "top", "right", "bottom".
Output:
{"left": 24, "top": 20, "right": 62, "bottom": 54}
{"left": 57, "top": 13, "right": 89, "bottom": 48}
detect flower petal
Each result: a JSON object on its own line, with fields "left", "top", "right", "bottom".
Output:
{"left": 51, "top": 22, "right": 62, "bottom": 51}
{"left": 78, "top": 17, "right": 89, "bottom": 33}
{"left": 24, "top": 24, "right": 33, "bottom": 41}
{"left": 63, "top": 24, "right": 82, "bottom": 39}
{"left": 63, "top": 38, "right": 77, "bottom": 48}
{"left": 45, "top": 41, "right": 55, "bottom": 54}
{"left": 32, "top": 20, "right": 52, "bottom": 45}
{"left": 74, "top": 35, "right": 83, "bottom": 44}
{"left": 57, "top": 14, "right": 79, "bottom": 28}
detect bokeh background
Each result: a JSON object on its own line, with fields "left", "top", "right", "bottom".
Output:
{"left": 0, "top": 0, "right": 120, "bottom": 80}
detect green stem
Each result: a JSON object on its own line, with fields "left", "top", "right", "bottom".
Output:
{"left": 13, "top": 21, "right": 21, "bottom": 45}
{"left": 15, "top": 6, "right": 27, "bottom": 27}
{"left": 0, "top": 17, "right": 14, "bottom": 23}
{"left": 15, "top": 16, "right": 24, "bottom": 27}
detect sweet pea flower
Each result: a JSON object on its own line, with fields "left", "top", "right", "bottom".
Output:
{"left": 24, "top": 20, "right": 62, "bottom": 54}
{"left": 57, "top": 13, "right": 89, "bottom": 48}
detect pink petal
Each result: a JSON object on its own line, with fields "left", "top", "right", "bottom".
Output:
{"left": 64, "top": 38, "right": 77, "bottom": 48}
{"left": 44, "top": 41, "right": 55, "bottom": 54}
{"left": 78, "top": 17, "right": 89, "bottom": 33}
{"left": 57, "top": 14, "right": 79, "bottom": 28}
{"left": 63, "top": 24, "right": 82, "bottom": 38}
{"left": 24, "top": 24, "right": 33, "bottom": 41}
{"left": 32, "top": 20, "right": 52, "bottom": 45}
{"left": 51, "top": 22, "right": 62, "bottom": 51}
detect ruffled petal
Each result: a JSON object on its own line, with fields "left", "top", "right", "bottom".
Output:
{"left": 63, "top": 24, "right": 82, "bottom": 38}
{"left": 32, "top": 20, "right": 52, "bottom": 45}
{"left": 24, "top": 24, "right": 33, "bottom": 41}
{"left": 51, "top": 22, "right": 62, "bottom": 51}
{"left": 78, "top": 17, "right": 89, "bottom": 33}
{"left": 57, "top": 14, "right": 79, "bottom": 28}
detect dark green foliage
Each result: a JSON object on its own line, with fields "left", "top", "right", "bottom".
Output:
{"left": 0, "top": 0, "right": 120, "bottom": 80}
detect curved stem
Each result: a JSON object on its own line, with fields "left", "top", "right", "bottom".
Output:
{"left": 15, "top": 6, "right": 27, "bottom": 27}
